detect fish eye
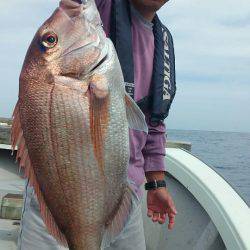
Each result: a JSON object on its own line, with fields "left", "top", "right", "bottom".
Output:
{"left": 41, "top": 32, "right": 58, "bottom": 49}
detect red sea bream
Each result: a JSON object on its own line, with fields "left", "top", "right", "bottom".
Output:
{"left": 11, "top": 0, "right": 147, "bottom": 249}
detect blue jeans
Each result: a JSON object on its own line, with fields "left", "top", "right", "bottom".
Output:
{"left": 17, "top": 182, "right": 146, "bottom": 250}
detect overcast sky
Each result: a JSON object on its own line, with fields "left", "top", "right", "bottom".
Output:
{"left": 0, "top": 0, "right": 249, "bottom": 132}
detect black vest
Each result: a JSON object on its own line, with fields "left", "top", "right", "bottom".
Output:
{"left": 110, "top": 0, "right": 176, "bottom": 126}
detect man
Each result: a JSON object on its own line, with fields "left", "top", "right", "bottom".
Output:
{"left": 96, "top": 0, "right": 177, "bottom": 240}
{"left": 17, "top": 0, "right": 177, "bottom": 249}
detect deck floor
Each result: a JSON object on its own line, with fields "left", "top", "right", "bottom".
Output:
{"left": 0, "top": 219, "right": 19, "bottom": 250}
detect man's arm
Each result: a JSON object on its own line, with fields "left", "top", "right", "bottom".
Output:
{"left": 143, "top": 121, "right": 167, "bottom": 185}
{"left": 143, "top": 120, "right": 167, "bottom": 176}
{"left": 143, "top": 121, "right": 177, "bottom": 229}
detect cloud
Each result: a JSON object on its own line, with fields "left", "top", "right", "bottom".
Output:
{"left": 158, "top": 0, "right": 250, "bottom": 132}
{"left": 0, "top": 0, "right": 58, "bottom": 116}
{"left": 158, "top": 0, "right": 250, "bottom": 86}
{"left": 166, "top": 81, "right": 250, "bottom": 132}
{"left": 219, "top": 14, "right": 250, "bottom": 28}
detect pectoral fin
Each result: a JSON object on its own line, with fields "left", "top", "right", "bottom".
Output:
{"left": 124, "top": 93, "right": 148, "bottom": 133}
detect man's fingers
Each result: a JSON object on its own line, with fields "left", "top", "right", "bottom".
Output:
{"left": 149, "top": 212, "right": 169, "bottom": 225}
{"left": 152, "top": 212, "right": 160, "bottom": 222}
{"left": 168, "top": 213, "right": 176, "bottom": 230}
{"left": 158, "top": 213, "right": 166, "bottom": 224}
{"left": 171, "top": 206, "right": 178, "bottom": 215}
{"left": 166, "top": 199, "right": 178, "bottom": 215}
{"left": 147, "top": 209, "right": 153, "bottom": 218}
{"left": 148, "top": 209, "right": 166, "bottom": 224}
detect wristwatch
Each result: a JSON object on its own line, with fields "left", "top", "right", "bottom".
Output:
{"left": 145, "top": 180, "right": 166, "bottom": 190}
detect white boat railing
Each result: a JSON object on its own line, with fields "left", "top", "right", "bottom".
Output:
{"left": 165, "top": 148, "right": 250, "bottom": 250}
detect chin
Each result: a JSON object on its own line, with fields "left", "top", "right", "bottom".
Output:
{"left": 141, "top": 0, "right": 168, "bottom": 11}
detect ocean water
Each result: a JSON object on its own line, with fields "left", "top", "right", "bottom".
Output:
{"left": 167, "top": 129, "right": 250, "bottom": 206}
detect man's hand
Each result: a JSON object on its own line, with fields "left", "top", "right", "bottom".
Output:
{"left": 145, "top": 171, "right": 177, "bottom": 229}
{"left": 147, "top": 187, "right": 177, "bottom": 230}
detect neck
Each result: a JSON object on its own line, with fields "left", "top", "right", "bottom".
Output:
{"left": 130, "top": 1, "right": 156, "bottom": 22}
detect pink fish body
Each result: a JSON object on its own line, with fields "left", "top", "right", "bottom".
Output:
{"left": 11, "top": 0, "right": 147, "bottom": 249}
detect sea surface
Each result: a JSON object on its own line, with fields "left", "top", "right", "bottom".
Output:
{"left": 167, "top": 129, "right": 250, "bottom": 206}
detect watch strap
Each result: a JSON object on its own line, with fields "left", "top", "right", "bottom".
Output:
{"left": 145, "top": 180, "right": 166, "bottom": 190}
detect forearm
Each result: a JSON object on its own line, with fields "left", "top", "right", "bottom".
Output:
{"left": 143, "top": 118, "right": 167, "bottom": 177}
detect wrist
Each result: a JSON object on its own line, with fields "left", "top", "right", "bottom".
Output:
{"left": 145, "top": 180, "right": 166, "bottom": 190}
{"left": 145, "top": 171, "right": 165, "bottom": 182}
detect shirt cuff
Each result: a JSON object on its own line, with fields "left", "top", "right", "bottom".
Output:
{"left": 144, "top": 154, "right": 167, "bottom": 173}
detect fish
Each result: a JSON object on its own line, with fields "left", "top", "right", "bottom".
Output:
{"left": 11, "top": 0, "right": 147, "bottom": 249}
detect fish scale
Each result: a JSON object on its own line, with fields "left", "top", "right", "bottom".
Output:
{"left": 51, "top": 87, "right": 104, "bottom": 247}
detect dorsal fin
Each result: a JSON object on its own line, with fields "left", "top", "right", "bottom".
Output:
{"left": 11, "top": 102, "right": 68, "bottom": 247}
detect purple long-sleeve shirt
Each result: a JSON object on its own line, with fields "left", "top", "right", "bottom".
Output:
{"left": 96, "top": 0, "right": 167, "bottom": 197}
